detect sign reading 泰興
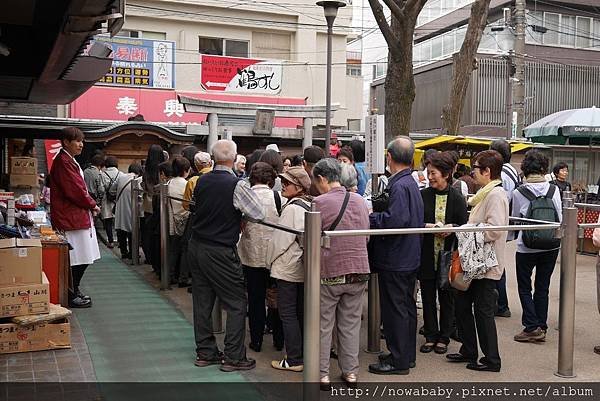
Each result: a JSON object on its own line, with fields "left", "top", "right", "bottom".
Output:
{"left": 200, "top": 55, "right": 282, "bottom": 95}
{"left": 90, "top": 36, "right": 175, "bottom": 89}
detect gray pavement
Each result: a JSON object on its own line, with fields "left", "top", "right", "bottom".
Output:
{"left": 127, "top": 241, "right": 600, "bottom": 383}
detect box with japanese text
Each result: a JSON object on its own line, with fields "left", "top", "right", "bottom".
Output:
{"left": 0, "top": 319, "right": 70, "bottom": 354}
{"left": 9, "top": 174, "right": 38, "bottom": 188}
{"left": 10, "top": 157, "right": 37, "bottom": 175}
{"left": 0, "top": 273, "right": 50, "bottom": 318}
{"left": 0, "top": 238, "right": 43, "bottom": 285}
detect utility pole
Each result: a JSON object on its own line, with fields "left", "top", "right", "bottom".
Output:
{"left": 511, "top": 0, "right": 526, "bottom": 138}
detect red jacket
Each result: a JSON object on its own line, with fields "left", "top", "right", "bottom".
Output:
{"left": 50, "top": 149, "right": 97, "bottom": 231}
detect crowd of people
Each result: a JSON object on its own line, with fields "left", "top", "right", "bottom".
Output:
{"left": 49, "top": 125, "right": 596, "bottom": 386}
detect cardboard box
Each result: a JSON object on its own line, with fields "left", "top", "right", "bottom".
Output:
{"left": 0, "top": 319, "right": 71, "bottom": 354}
{"left": 0, "top": 238, "right": 43, "bottom": 285}
{"left": 0, "top": 273, "right": 50, "bottom": 318}
{"left": 9, "top": 174, "right": 39, "bottom": 188}
{"left": 10, "top": 157, "right": 37, "bottom": 175}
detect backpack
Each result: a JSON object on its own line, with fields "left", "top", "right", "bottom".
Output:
{"left": 517, "top": 184, "right": 561, "bottom": 250}
{"left": 103, "top": 171, "right": 120, "bottom": 203}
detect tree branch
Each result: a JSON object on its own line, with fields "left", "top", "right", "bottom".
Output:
{"left": 405, "top": 0, "right": 429, "bottom": 20}
{"left": 368, "top": 0, "right": 400, "bottom": 54}
{"left": 380, "top": 0, "right": 404, "bottom": 19}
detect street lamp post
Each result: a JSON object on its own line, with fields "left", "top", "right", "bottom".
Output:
{"left": 316, "top": 0, "right": 346, "bottom": 156}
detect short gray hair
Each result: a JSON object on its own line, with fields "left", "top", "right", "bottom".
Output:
{"left": 212, "top": 140, "right": 237, "bottom": 162}
{"left": 387, "top": 136, "right": 414, "bottom": 166}
{"left": 313, "top": 158, "right": 340, "bottom": 183}
{"left": 339, "top": 163, "right": 358, "bottom": 190}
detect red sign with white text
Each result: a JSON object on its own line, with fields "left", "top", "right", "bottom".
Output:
{"left": 200, "top": 55, "right": 282, "bottom": 94}
{"left": 69, "top": 86, "right": 303, "bottom": 127}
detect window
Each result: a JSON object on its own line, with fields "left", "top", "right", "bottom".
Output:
{"left": 543, "top": 13, "right": 560, "bottom": 45}
{"left": 118, "top": 30, "right": 166, "bottom": 40}
{"left": 577, "top": 17, "right": 592, "bottom": 48}
{"left": 199, "top": 37, "right": 223, "bottom": 55}
{"left": 442, "top": 32, "right": 455, "bottom": 55}
{"left": 431, "top": 36, "right": 443, "bottom": 59}
{"left": 527, "top": 11, "right": 544, "bottom": 44}
{"left": 594, "top": 19, "right": 600, "bottom": 48}
{"left": 199, "top": 37, "right": 249, "bottom": 57}
{"left": 560, "top": 15, "right": 576, "bottom": 47}
{"left": 226, "top": 40, "right": 249, "bottom": 57}
{"left": 346, "top": 64, "right": 362, "bottom": 76}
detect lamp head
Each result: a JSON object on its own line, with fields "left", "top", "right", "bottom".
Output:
{"left": 316, "top": 1, "right": 347, "bottom": 18}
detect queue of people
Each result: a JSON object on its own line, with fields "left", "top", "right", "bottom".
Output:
{"left": 51, "top": 128, "right": 586, "bottom": 383}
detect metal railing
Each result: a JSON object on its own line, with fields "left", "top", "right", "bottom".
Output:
{"left": 126, "top": 185, "right": 600, "bottom": 393}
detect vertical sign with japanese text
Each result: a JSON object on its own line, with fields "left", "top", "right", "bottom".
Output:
{"left": 365, "top": 115, "right": 385, "bottom": 174}
{"left": 90, "top": 36, "right": 175, "bottom": 89}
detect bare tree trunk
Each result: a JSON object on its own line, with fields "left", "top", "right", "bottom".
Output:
{"left": 384, "top": 20, "right": 416, "bottom": 143}
{"left": 441, "top": 0, "right": 491, "bottom": 135}
{"left": 367, "top": 0, "right": 427, "bottom": 143}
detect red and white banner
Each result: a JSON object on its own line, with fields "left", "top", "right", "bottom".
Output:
{"left": 70, "top": 86, "right": 304, "bottom": 128}
{"left": 200, "top": 55, "right": 282, "bottom": 95}
{"left": 44, "top": 140, "right": 62, "bottom": 172}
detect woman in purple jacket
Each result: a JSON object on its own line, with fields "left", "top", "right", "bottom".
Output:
{"left": 312, "top": 158, "right": 370, "bottom": 390}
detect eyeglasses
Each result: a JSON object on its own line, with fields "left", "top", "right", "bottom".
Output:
{"left": 472, "top": 164, "right": 482, "bottom": 170}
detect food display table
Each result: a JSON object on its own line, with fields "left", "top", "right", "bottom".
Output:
{"left": 577, "top": 207, "right": 600, "bottom": 254}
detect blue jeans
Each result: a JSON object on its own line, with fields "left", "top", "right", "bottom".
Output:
{"left": 516, "top": 250, "right": 560, "bottom": 332}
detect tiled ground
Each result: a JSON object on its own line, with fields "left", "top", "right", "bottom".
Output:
{"left": 0, "top": 317, "right": 95, "bottom": 382}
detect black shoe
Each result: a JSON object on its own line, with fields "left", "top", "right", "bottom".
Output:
{"left": 69, "top": 296, "right": 92, "bottom": 308}
{"left": 368, "top": 361, "right": 409, "bottom": 375}
{"left": 377, "top": 353, "right": 415, "bottom": 369}
{"left": 76, "top": 290, "right": 91, "bottom": 301}
{"left": 446, "top": 353, "right": 476, "bottom": 363}
{"left": 466, "top": 362, "right": 501, "bottom": 372}
{"left": 195, "top": 352, "right": 224, "bottom": 367}
{"left": 495, "top": 309, "right": 511, "bottom": 318}
{"left": 418, "top": 325, "right": 425, "bottom": 335}
{"left": 420, "top": 343, "right": 435, "bottom": 353}
{"left": 220, "top": 357, "right": 256, "bottom": 372}
{"left": 249, "top": 342, "right": 262, "bottom": 353}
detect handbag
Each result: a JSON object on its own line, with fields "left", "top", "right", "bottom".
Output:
{"left": 169, "top": 198, "right": 189, "bottom": 236}
{"left": 449, "top": 248, "right": 471, "bottom": 291}
{"left": 371, "top": 188, "right": 389, "bottom": 213}
{"left": 437, "top": 239, "right": 455, "bottom": 290}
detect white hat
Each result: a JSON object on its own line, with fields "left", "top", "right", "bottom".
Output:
{"left": 266, "top": 144, "right": 280, "bottom": 153}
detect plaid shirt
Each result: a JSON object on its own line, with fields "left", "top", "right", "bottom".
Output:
{"left": 214, "top": 165, "right": 265, "bottom": 222}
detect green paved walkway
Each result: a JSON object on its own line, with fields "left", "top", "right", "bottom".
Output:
{"left": 73, "top": 246, "right": 260, "bottom": 396}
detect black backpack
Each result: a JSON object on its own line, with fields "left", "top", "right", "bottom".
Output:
{"left": 517, "top": 184, "right": 561, "bottom": 250}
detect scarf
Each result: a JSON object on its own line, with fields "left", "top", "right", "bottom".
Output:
{"left": 468, "top": 179, "right": 502, "bottom": 207}
{"left": 524, "top": 174, "right": 546, "bottom": 183}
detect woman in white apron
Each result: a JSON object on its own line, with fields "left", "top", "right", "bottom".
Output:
{"left": 50, "top": 127, "right": 101, "bottom": 308}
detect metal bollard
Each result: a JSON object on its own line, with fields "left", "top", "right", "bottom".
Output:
{"left": 556, "top": 191, "right": 577, "bottom": 378}
{"left": 212, "top": 299, "right": 224, "bottom": 334}
{"left": 367, "top": 173, "right": 381, "bottom": 353}
{"left": 131, "top": 187, "right": 140, "bottom": 266}
{"left": 159, "top": 183, "right": 170, "bottom": 290}
{"left": 367, "top": 274, "right": 381, "bottom": 353}
{"left": 303, "top": 211, "right": 321, "bottom": 401}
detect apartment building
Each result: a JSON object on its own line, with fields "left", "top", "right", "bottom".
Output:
{"left": 67, "top": 0, "right": 363, "bottom": 153}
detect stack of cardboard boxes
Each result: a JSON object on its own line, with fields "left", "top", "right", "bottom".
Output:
{"left": 0, "top": 238, "right": 70, "bottom": 354}
{"left": 9, "top": 157, "right": 39, "bottom": 201}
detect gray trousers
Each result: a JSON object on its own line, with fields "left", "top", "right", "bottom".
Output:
{"left": 597, "top": 256, "right": 600, "bottom": 314}
{"left": 188, "top": 239, "right": 247, "bottom": 361}
{"left": 320, "top": 282, "right": 367, "bottom": 377}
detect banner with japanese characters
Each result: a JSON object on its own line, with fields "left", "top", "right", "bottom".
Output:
{"left": 200, "top": 55, "right": 282, "bottom": 95}
{"left": 69, "top": 86, "right": 305, "bottom": 128}
{"left": 91, "top": 36, "right": 175, "bottom": 89}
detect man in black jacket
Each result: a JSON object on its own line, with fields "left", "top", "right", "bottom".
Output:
{"left": 187, "top": 140, "right": 265, "bottom": 372}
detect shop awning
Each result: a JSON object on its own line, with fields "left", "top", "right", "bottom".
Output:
{"left": 415, "top": 135, "right": 534, "bottom": 154}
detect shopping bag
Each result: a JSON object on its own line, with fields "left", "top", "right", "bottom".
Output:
{"left": 449, "top": 250, "right": 471, "bottom": 291}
